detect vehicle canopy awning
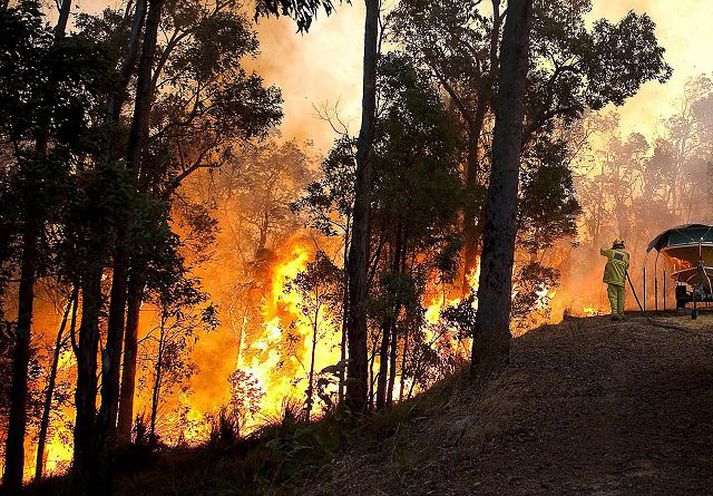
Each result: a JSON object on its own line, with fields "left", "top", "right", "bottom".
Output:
{"left": 646, "top": 224, "right": 713, "bottom": 253}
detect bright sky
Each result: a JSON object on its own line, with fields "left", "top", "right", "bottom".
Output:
{"left": 589, "top": 0, "right": 713, "bottom": 140}
{"left": 72, "top": 0, "right": 712, "bottom": 151}
{"left": 257, "top": 0, "right": 713, "bottom": 151}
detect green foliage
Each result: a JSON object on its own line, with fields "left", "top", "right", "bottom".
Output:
{"left": 293, "top": 137, "right": 356, "bottom": 237}
{"left": 254, "top": 0, "right": 345, "bottom": 32}
{"left": 371, "top": 52, "right": 464, "bottom": 265}
{"left": 519, "top": 139, "right": 582, "bottom": 253}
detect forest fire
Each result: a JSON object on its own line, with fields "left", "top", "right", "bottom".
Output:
{"left": 2, "top": 0, "right": 712, "bottom": 492}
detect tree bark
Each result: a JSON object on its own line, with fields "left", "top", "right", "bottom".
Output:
{"left": 461, "top": 0, "right": 503, "bottom": 290}
{"left": 116, "top": 267, "right": 146, "bottom": 444}
{"left": 386, "top": 310, "right": 399, "bottom": 407}
{"left": 338, "top": 216, "right": 350, "bottom": 405}
{"left": 2, "top": 3, "right": 73, "bottom": 487}
{"left": 2, "top": 225, "right": 38, "bottom": 492}
{"left": 386, "top": 236, "right": 407, "bottom": 407}
{"left": 375, "top": 315, "right": 390, "bottom": 410}
{"left": 96, "top": 0, "right": 162, "bottom": 469}
{"left": 73, "top": 265, "right": 102, "bottom": 473}
{"left": 376, "top": 227, "right": 403, "bottom": 410}
{"left": 345, "top": 0, "right": 380, "bottom": 414}
{"left": 149, "top": 314, "right": 166, "bottom": 443}
{"left": 472, "top": 0, "right": 532, "bottom": 375}
{"left": 304, "top": 303, "right": 320, "bottom": 421}
{"left": 34, "top": 285, "right": 78, "bottom": 483}
{"left": 397, "top": 320, "right": 409, "bottom": 402}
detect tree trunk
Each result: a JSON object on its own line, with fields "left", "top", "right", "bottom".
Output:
{"left": 376, "top": 228, "right": 403, "bottom": 410}
{"left": 338, "top": 215, "right": 350, "bottom": 405}
{"left": 116, "top": 268, "right": 146, "bottom": 444}
{"left": 149, "top": 315, "right": 166, "bottom": 443}
{"left": 73, "top": 265, "right": 102, "bottom": 473}
{"left": 461, "top": 136, "right": 482, "bottom": 290}
{"left": 471, "top": 0, "right": 532, "bottom": 375}
{"left": 2, "top": 3, "right": 74, "bottom": 486}
{"left": 461, "top": 0, "right": 502, "bottom": 291}
{"left": 345, "top": 0, "right": 379, "bottom": 414}
{"left": 387, "top": 236, "right": 407, "bottom": 407}
{"left": 374, "top": 316, "right": 390, "bottom": 410}
{"left": 55, "top": 0, "right": 72, "bottom": 35}
{"left": 305, "top": 303, "right": 320, "bottom": 421}
{"left": 103, "top": 0, "right": 147, "bottom": 164}
{"left": 398, "top": 321, "right": 409, "bottom": 402}
{"left": 2, "top": 225, "right": 38, "bottom": 492}
{"left": 386, "top": 312, "right": 399, "bottom": 407}
{"left": 96, "top": 0, "right": 162, "bottom": 471}
{"left": 34, "top": 286, "right": 78, "bottom": 483}
{"left": 96, "top": 0, "right": 147, "bottom": 448}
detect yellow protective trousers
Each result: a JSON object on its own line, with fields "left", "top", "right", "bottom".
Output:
{"left": 607, "top": 284, "right": 626, "bottom": 316}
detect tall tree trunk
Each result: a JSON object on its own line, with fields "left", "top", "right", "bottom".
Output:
{"left": 2, "top": 3, "right": 74, "bottom": 487}
{"left": 386, "top": 312, "right": 399, "bottom": 407}
{"left": 387, "top": 237, "right": 407, "bottom": 407}
{"left": 345, "top": 0, "right": 379, "bottom": 414}
{"left": 55, "top": 0, "right": 72, "bottom": 34}
{"left": 96, "top": 0, "right": 161, "bottom": 472}
{"left": 376, "top": 227, "right": 403, "bottom": 410}
{"left": 101, "top": 0, "right": 147, "bottom": 448}
{"left": 338, "top": 216, "right": 350, "bottom": 405}
{"left": 374, "top": 317, "right": 390, "bottom": 410}
{"left": 35, "top": 286, "right": 78, "bottom": 483}
{"left": 471, "top": 0, "right": 532, "bottom": 375}
{"left": 461, "top": 135, "right": 482, "bottom": 289}
{"left": 73, "top": 265, "right": 102, "bottom": 473}
{"left": 398, "top": 321, "right": 409, "bottom": 402}
{"left": 149, "top": 314, "right": 166, "bottom": 443}
{"left": 305, "top": 304, "right": 320, "bottom": 421}
{"left": 116, "top": 267, "right": 146, "bottom": 444}
{"left": 461, "top": 0, "right": 503, "bottom": 290}
{"left": 2, "top": 225, "right": 38, "bottom": 492}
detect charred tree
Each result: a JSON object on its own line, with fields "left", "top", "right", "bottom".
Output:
{"left": 148, "top": 313, "right": 167, "bottom": 443}
{"left": 472, "top": 0, "right": 532, "bottom": 374}
{"left": 346, "top": 0, "right": 380, "bottom": 415}
{"left": 74, "top": 266, "right": 102, "bottom": 473}
{"left": 96, "top": 0, "right": 163, "bottom": 471}
{"left": 338, "top": 216, "right": 351, "bottom": 404}
{"left": 116, "top": 267, "right": 147, "bottom": 443}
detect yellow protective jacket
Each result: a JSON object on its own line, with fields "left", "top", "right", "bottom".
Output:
{"left": 600, "top": 247, "right": 630, "bottom": 287}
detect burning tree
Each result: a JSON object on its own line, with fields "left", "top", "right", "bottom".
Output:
{"left": 141, "top": 263, "right": 218, "bottom": 444}
{"left": 285, "top": 251, "right": 343, "bottom": 420}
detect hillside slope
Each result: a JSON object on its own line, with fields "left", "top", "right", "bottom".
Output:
{"left": 38, "top": 313, "right": 713, "bottom": 496}
{"left": 291, "top": 313, "right": 713, "bottom": 496}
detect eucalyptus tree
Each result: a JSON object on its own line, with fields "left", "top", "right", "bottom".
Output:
{"left": 472, "top": 0, "right": 533, "bottom": 373}
{"left": 390, "top": 0, "right": 672, "bottom": 295}
{"left": 0, "top": 1, "right": 114, "bottom": 488}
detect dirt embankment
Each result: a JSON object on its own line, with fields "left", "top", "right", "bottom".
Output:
{"left": 296, "top": 313, "right": 713, "bottom": 496}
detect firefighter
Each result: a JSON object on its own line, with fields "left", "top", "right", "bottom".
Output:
{"left": 600, "top": 239, "right": 630, "bottom": 320}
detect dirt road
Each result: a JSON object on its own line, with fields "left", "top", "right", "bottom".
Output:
{"left": 306, "top": 313, "right": 713, "bottom": 495}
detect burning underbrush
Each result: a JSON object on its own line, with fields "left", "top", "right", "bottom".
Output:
{"left": 11, "top": 234, "right": 612, "bottom": 483}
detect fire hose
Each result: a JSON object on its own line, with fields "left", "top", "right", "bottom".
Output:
{"left": 626, "top": 271, "right": 691, "bottom": 330}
